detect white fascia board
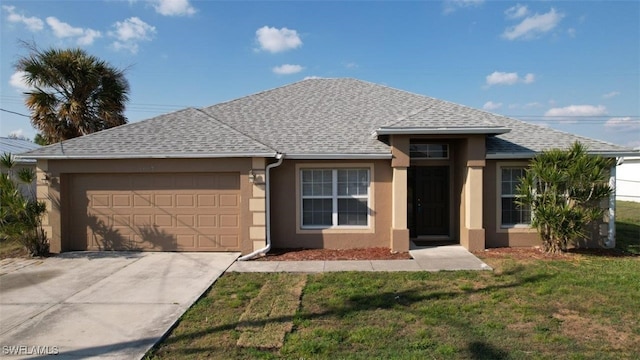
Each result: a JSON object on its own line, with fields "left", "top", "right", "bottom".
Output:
{"left": 486, "top": 150, "right": 639, "bottom": 160}
{"left": 486, "top": 152, "right": 536, "bottom": 160}
{"left": 589, "top": 151, "right": 640, "bottom": 158}
{"left": 376, "top": 127, "right": 511, "bottom": 136}
{"left": 16, "top": 152, "right": 278, "bottom": 160}
{"left": 285, "top": 153, "right": 392, "bottom": 160}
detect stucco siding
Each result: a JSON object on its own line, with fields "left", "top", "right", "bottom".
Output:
{"left": 269, "top": 159, "right": 392, "bottom": 249}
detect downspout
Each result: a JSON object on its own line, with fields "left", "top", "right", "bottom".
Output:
{"left": 238, "top": 153, "right": 285, "bottom": 261}
{"left": 605, "top": 157, "right": 623, "bottom": 248}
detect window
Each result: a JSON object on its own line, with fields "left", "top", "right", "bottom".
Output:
{"left": 409, "top": 143, "right": 448, "bottom": 159}
{"left": 500, "top": 167, "right": 531, "bottom": 226}
{"left": 301, "top": 169, "right": 369, "bottom": 227}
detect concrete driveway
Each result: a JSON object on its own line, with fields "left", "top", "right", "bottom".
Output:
{"left": 0, "top": 252, "right": 238, "bottom": 359}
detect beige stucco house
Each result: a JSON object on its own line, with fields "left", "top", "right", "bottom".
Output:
{"left": 19, "top": 79, "right": 635, "bottom": 256}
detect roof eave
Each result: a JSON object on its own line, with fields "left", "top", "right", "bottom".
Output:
{"left": 16, "top": 152, "right": 279, "bottom": 160}
{"left": 375, "top": 127, "right": 511, "bottom": 135}
{"left": 486, "top": 150, "right": 639, "bottom": 160}
{"left": 285, "top": 153, "right": 392, "bottom": 160}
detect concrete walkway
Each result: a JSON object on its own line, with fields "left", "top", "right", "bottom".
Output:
{"left": 0, "top": 252, "right": 238, "bottom": 359}
{"left": 228, "top": 245, "right": 492, "bottom": 273}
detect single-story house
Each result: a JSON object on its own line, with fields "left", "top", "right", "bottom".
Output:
{"left": 616, "top": 153, "right": 640, "bottom": 202}
{"left": 1, "top": 136, "right": 41, "bottom": 200}
{"left": 19, "top": 78, "right": 637, "bottom": 256}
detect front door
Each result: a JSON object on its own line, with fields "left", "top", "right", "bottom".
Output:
{"left": 409, "top": 166, "right": 450, "bottom": 237}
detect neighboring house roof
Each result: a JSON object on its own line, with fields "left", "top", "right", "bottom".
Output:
{"left": 20, "top": 78, "right": 635, "bottom": 160}
{"left": 0, "top": 137, "right": 40, "bottom": 163}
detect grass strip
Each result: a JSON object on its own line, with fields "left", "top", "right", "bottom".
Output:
{"left": 236, "top": 273, "right": 306, "bottom": 349}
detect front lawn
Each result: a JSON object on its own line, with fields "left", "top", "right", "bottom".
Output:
{"left": 616, "top": 200, "right": 640, "bottom": 254}
{"left": 146, "top": 254, "right": 640, "bottom": 359}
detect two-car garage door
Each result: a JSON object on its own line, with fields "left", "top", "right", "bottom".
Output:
{"left": 69, "top": 173, "right": 242, "bottom": 251}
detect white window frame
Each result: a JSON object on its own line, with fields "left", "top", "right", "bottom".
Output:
{"left": 296, "top": 164, "right": 374, "bottom": 233}
{"left": 497, "top": 163, "right": 533, "bottom": 230}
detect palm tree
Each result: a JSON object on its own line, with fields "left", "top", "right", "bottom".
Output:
{"left": 516, "top": 142, "right": 613, "bottom": 253}
{"left": 16, "top": 46, "right": 129, "bottom": 143}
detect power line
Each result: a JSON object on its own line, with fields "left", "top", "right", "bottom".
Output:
{"left": 0, "top": 108, "right": 29, "bottom": 117}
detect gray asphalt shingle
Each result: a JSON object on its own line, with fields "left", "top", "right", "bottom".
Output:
{"left": 23, "top": 108, "right": 276, "bottom": 158}
{"left": 20, "top": 78, "right": 632, "bottom": 159}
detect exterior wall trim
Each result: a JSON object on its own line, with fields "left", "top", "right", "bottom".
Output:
{"left": 376, "top": 127, "right": 511, "bottom": 135}
{"left": 286, "top": 153, "right": 392, "bottom": 160}
{"left": 19, "top": 152, "right": 277, "bottom": 160}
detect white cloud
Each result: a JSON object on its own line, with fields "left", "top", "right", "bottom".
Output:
{"left": 483, "top": 101, "right": 503, "bottom": 111}
{"left": 256, "top": 26, "right": 302, "bottom": 53}
{"left": 8, "top": 129, "right": 25, "bottom": 139}
{"left": 272, "top": 64, "right": 304, "bottom": 75}
{"left": 502, "top": 8, "right": 564, "bottom": 40}
{"left": 524, "top": 102, "right": 543, "bottom": 109}
{"left": 46, "top": 17, "right": 84, "bottom": 37}
{"left": 602, "top": 91, "right": 620, "bottom": 99}
{"left": 486, "top": 71, "right": 519, "bottom": 86}
{"left": 545, "top": 105, "right": 607, "bottom": 118}
{"left": 3, "top": 5, "right": 44, "bottom": 31}
{"left": 523, "top": 73, "right": 535, "bottom": 84}
{"left": 485, "top": 71, "right": 535, "bottom": 86}
{"left": 443, "top": 0, "right": 484, "bottom": 14}
{"left": 78, "top": 29, "right": 102, "bottom": 46}
{"left": 46, "top": 17, "right": 102, "bottom": 45}
{"left": 344, "top": 62, "right": 359, "bottom": 69}
{"left": 505, "top": 4, "right": 528, "bottom": 19}
{"left": 605, "top": 117, "right": 640, "bottom": 131}
{"left": 9, "top": 71, "right": 31, "bottom": 92}
{"left": 151, "top": 0, "right": 196, "bottom": 16}
{"left": 567, "top": 28, "right": 576, "bottom": 38}
{"left": 109, "top": 17, "right": 156, "bottom": 54}
{"left": 304, "top": 76, "right": 322, "bottom": 80}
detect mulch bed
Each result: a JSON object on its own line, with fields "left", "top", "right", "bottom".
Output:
{"left": 256, "top": 246, "right": 634, "bottom": 261}
{"left": 256, "top": 247, "right": 412, "bottom": 261}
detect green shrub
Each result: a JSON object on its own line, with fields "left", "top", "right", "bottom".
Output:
{"left": 0, "top": 153, "right": 48, "bottom": 256}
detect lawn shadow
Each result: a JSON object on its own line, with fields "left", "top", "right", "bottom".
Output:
{"left": 468, "top": 341, "right": 509, "bottom": 360}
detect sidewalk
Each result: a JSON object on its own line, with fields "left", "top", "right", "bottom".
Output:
{"left": 227, "top": 245, "right": 492, "bottom": 273}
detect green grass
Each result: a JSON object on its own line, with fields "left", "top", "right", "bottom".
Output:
{"left": 146, "top": 255, "right": 640, "bottom": 359}
{"left": 616, "top": 201, "right": 640, "bottom": 254}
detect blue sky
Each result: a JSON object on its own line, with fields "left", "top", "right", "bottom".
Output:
{"left": 1, "top": 0, "right": 639, "bottom": 147}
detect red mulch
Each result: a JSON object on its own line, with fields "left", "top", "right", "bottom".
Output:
{"left": 256, "top": 246, "right": 634, "bottom": 261}
{"left": 256, "top": 247, "right": 412, "bottom": 261}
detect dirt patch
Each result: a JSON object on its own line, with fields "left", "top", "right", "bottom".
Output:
{"left": 236, "top": 274, "right": 307, "bottom": 349}
{"left": 256, "top": 247, "right": 412, "bottom": 261}
{"left": 553, "top": 309, "right": 632, "bottom": 349}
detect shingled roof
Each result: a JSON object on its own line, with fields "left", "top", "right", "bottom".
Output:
{"left": 22, "top": 78, "right": 631, "bottom": 160}
{"left": 22, "top": 108, "right": 276, "bottom": 159}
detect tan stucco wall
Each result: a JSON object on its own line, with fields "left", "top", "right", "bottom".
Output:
{"left": 39, "top": 158, "right": 258, "bottom": 254}
{"left": 269, "top": 159, "right": 393, "bottom": 249}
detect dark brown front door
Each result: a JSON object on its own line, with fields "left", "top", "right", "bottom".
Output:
{"left": 410, "top": 166, "right": 450, "bottom": 237}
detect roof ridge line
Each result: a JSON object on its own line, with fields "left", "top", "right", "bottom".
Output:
{"left": 193, "top": 108, "right": 279, "bottom": 155}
